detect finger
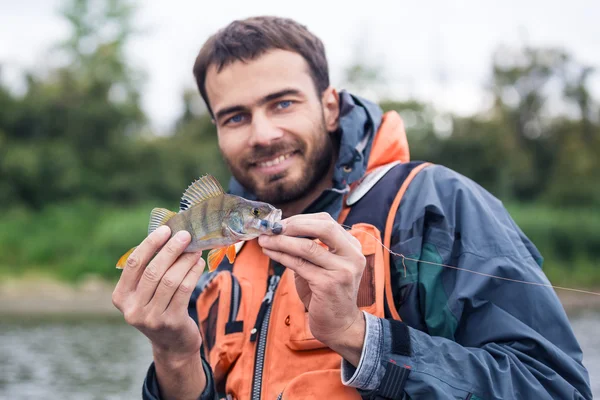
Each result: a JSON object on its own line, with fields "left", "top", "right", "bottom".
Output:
{"left": 136, "top": 230, "right": 192, "bottom": 305}
{"left": 278, "top": 216, "right": 351, "bottom": 256}
{"left": 114, "top": 225, "right": 172, "bottom": 294}
{"left": 149, "top": 251, "right": 203, "bottom": 314}
{"left": 280, "top": 212, "right": 331, "bottom": 226}
{"left": 167, "top": 257, "right": 206, "bottom": 314}
{"left": 262, "top": 248, "right": 322, "bottom": 281}
{"left": 286, "top": 212, "right": 357, "bottom": 245}
{"left": 259, "top": 235, "right": 340, "bottom": 271}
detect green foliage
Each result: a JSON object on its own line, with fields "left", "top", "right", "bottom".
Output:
{"left": 0, "top": 0, "right": 229, "bottom": 210}
{"left": 0, "top": 0, "right": 598, "bottom": 287}
{"left": 505, "top": 203, "right": 600, "bottom": 288}
{"left": 0, "top": 202, "right": 598, "bottom": 288}
{"left": 0, "top": 200, "right": 150, "bottom": 282}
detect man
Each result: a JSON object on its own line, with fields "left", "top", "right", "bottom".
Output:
{"left": 112, "top": 16, "right": 592, "bottom": 400}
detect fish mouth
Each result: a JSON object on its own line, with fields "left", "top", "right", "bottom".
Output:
{"left": 265, "top": 208, "right": 283, "bottom": 234}
{"left": 268, "top": 208, "right": 282, "bottom": 224}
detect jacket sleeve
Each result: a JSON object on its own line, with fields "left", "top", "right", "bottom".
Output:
{"left": 142, "top": 274, "right": 219, "bottom": 400}
{"left": 341, "top": 165, "right": 592, "bottom": 399}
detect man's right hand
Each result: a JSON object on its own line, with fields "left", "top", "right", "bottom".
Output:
{"left": 112, "top": 225, "right": 208, "bottom": 400}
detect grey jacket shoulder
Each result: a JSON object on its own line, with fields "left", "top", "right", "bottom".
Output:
{"left": 379, "top": 163, "right": 592, "bottom": 399}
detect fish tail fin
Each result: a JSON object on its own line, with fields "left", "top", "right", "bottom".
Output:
{"left": 116, "top": 246, "right": 137, "bottom": 269}
{"left": 148, "top": 208, "right": 177, "bottom": 235}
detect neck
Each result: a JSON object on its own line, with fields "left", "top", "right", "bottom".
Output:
{"left": 276, "top": 161, "right": 336, "bottom": 218}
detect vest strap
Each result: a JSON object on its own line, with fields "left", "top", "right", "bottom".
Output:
{"left": 383, "top": 162, "right": 432, "bottom": 320}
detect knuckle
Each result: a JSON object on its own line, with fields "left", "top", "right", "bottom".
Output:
{"left": 161, "top": 275, "right": 176, "bottom": 288}
{"left": 302, "top": 240, "right": 320, "bottom": 256}
{"left": 111, "top": 292, "right": 122, "bottom": 309}
{"left": 123, "top": 308, "right": 141, "bottom": 326}
{"left": 293, "top": 256, "right": 307, "bottom": 268}
{"left": 317, "top": 212, "right": 330, "bottom": 219}
{"left": 355, "top": 253, "right": 366, "bottom": 268}
{"left": 145, "top": 235, "right": 161, "bottom": 249}
{"left": 144, "top": 316, "right": 163, "bottom": 331}
{"left": 324, "top": 220, "right": 336, "bottom": 234}
{"left": 143, "top": 265, "right": 161, "bottom": 282}
{"left": 164, "top": 242, "right": 180, "bottom": 256}
{"left": 338, "top": 267, "right": 355, "bottom": 285}
{"left": 178, "top": 282, "right": 194, "bottom": 294}
{"left": 126, "top": 254, "right": 139, "bottom": 270}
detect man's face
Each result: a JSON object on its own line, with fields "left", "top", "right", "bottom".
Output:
{"left": 205, "top": 49, "right": 339, "bottom": 205}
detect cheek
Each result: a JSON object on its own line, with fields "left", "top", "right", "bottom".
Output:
{"left": 275, "top": 109, "right": 321, "bottom": 144}
{"left": 218, "top": 131, "right": 248, "bottom": 161}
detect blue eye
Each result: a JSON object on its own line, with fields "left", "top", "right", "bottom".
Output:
{"left": 277, "top": 100, "right": 292, "bottom": 109}
{"left": 224, "top": 114, "right": 246, "bottom": 126}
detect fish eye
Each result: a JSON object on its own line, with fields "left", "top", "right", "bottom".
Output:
{"left": 252, "top": 208, "right": 260, "bottom": 217}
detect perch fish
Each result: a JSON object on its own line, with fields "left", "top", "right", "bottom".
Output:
{"left": 116, "top": 174, "right": 282, "bottom": 271}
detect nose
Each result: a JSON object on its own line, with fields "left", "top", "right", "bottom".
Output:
{"left": 249, "top": 112, "right": 283, "bottom": 147}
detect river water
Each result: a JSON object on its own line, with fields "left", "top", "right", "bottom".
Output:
{"left": 1, "top": 311, "right": 598, "bottom": 399}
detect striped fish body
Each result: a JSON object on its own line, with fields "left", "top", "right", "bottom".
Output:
{"left": 165, "top": 194, "right": 243, "bottom": 252}
{"left": 116, "top": 175, "right": 282, "bottom": 271}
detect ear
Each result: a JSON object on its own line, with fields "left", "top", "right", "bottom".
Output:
{"left": 321, "top": 87, "right": 340, "bottom": 132}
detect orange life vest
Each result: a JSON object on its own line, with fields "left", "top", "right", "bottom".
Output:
{"left": 196, "top": 111, "right": 431, "bottom": 399}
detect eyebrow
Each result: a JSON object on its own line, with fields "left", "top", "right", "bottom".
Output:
{"left": 214, "top": 88, "right": 302, "bottom": 122}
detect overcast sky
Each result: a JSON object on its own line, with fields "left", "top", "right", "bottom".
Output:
{"left": 1, "top": 0, "right": 599, "bottom": 132}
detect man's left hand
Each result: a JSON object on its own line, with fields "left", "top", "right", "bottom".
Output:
{"left": 258, "top": 212, "right": 366, "bottom": 366}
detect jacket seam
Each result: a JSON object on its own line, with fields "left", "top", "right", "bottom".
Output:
{"left": 365, "top": 317, "right": 384, "bottom": 385}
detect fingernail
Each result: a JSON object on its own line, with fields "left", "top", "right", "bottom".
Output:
{"left": 258, "top": 236, "right": 268, "bottom": 245}
{"left": 272, "top": 222, "right": 283, "bottom": 235}
{"left": 176, "top": 230, "right": 190, "bottom": 242}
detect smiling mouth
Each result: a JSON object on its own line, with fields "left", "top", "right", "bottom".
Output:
{"left": 253, "top": 151, "right": 296, "bottom": 168}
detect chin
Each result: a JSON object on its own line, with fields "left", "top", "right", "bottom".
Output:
{"left": 232, "top": 156, "right": 322, "bottom": 204}
{"left": 261, "top": 176, "right": 314, "bottom": 205}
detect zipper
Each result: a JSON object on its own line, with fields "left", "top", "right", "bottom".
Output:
{"left": 276, "top": 392, "right": 283, "bottom": 400}
{"left": 250, "top": 274, "right": 281, "bottom": 400}
{"left": 229, "top": 275, "right": 241, "bottom": 322}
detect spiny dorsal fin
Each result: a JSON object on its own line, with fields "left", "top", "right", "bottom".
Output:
{"left": 180, "top": 175, "right": 225, "bottom": 212}
{"left": 148, "top": 207, "right": 177, "bottom": 235}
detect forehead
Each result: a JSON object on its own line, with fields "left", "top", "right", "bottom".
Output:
{"left": 205, "top": 49, "right": 316, "bottom": 112}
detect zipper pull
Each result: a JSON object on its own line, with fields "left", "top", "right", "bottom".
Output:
{"left": 263, "top": 275, "right": 280, "bottom": 303}
{"left": 250, "top": 275, "right": 281, "bottom": 342}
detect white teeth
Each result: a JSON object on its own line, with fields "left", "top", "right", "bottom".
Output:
{"left": 258, "top": 153, "right": 292, "bottom": 168}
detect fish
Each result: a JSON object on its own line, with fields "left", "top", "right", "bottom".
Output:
{"left": 116, "top": 174, "right": 283, "bottom": 272}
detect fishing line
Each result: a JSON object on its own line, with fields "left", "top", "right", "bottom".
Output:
{"left": 338, "top": 223, "right": 600, "bottom": 297}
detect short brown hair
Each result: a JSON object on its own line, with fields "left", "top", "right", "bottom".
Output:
{"left": 192, "top": 16, "right": 330, "bottom": 116}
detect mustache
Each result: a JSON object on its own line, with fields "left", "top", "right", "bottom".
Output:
{"left": 244, "top": 142, "right": 304, "bottom": 166}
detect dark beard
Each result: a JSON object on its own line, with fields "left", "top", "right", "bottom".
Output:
{"left": 260, "top": 133, "right": 334, "bottom": 205}
{"left": 225, "top": 123, "right": 335, "bottom": 206}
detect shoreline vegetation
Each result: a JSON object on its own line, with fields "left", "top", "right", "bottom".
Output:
{"left": 1, "top": 201, "right": 599, "bottom": 317}
{"left": 0, "top": 275, "right": 598, "bottom": 317}
{"left": 2, "top": 201, "right": 599, "bottom": 283}
{"left": 1, "top": 0, "right": 599, "bottom": 319}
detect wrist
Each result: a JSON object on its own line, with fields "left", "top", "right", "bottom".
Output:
{"left": 152, "top": 345, "right": 201, "bottom": 370}
{"left": 325, "top": 309, "right": 366, "bottom": 367}
{"left": 153, "top": 347, "right": 207, "bottom": 400}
